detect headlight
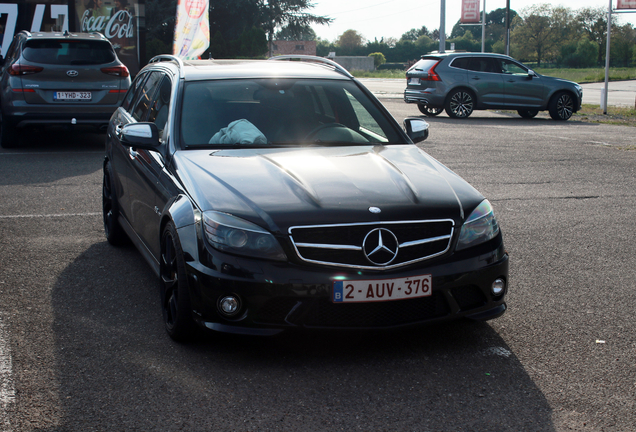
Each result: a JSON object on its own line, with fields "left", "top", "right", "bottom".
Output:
{"left": 202, "top": 211, "right": 287, "bottom": 261}
{"left": 456, "top": 200, "right": 500, "bottom": 251}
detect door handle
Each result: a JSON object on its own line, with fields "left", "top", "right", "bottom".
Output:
{"left": 471, "top": 76, "right": 480, "bottom": 80}
{"left": 128, "top": 147, "right": 138, "bottom": 159}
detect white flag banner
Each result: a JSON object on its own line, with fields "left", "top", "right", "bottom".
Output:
{"left": 173, "top": 0, "right": 210, "bottom": 59}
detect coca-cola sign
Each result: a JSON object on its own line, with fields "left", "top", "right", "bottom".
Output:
{"left": 81, "top": 9, "right": 134, "bottom": 39}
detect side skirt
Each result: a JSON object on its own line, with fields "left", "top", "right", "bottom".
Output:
{"left": 118, "top": 214, "right": 161, "bottom": 277}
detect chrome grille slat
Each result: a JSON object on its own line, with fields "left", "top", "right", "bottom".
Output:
{"left": 289, "top": 219, "right": 454, "bottom": 270}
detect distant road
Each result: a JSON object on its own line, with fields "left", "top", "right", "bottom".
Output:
{"left": 359, "top": 78, "right": 636, "bottom": 107}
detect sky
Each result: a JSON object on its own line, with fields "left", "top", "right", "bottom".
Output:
{"left": 309, "top": 0, "right": 636, "bottom": 42}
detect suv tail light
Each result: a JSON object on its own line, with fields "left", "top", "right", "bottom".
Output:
{"left": 9, "top": 64, "right": 44, "bottom": 76}
{"left": 101, "top": 65, "right": 130, "bottom": 78}
{"left": 421, "top": 61, "right": 441, "bottom": 81}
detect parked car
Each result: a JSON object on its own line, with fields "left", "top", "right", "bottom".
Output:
{"left": 103, "top": 54, "right": 508, "bottom": 341}
{"left": 404, "top": 52, "right": 583, "bottom": 120}
{"left": 0, "top": 30, "right": 130, "bottom": 148}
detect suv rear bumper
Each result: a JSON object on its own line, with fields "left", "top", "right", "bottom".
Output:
{"left": 5, "top": 110, "right": 115, "bottom": 129}
{"left": 404, "top": 89, "right": 445, "bottom": 108}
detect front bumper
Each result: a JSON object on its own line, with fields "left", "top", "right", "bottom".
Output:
{"left": 185, "top": 238, "right": 509, "bottom": 335}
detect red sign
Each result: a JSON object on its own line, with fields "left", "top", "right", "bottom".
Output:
{"left": 617, "top": 0, "right": 636, "bottom": 9}
{"left": 461, "top": 0, "right": 481, "bottom": 23}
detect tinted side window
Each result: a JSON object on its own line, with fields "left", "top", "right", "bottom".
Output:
{"left": 467, "top": 58, "right": 498, "bottom": 73}
{"left": 131, "top": 71, "right": 162, "bottom": 122}
{"left": 451, "top": 57, "right": 470, "bottom": 70}
{"left": 147, "top": 76, "right": 172, "bottom": 134}
{"left": 122, "top": 71, "right": 148, "bottom": 112}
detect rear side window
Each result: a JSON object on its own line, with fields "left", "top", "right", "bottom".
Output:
{"left": 22, "top": 40, "right": 116, "bottom": 65}
{"left": 411, "top": 58, "right": 440, "bottom": 72}
{"left": 451, "top": 57, "right": 470, "bottom": 70}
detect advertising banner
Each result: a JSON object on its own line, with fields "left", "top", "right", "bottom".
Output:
{"left": 0, "top": 1, "right": 69, "bottom": 57}
{"left": 75, "top": 0, "right": 140, "bottom": 74}
{"left": 461, "top": 0, "right": 481, "bottom": 23}
{"left": 616, "top": 0, "right": 636, "bottom": 9}
{"left": 173, "top": 0, "right": 209, "bottom": 59}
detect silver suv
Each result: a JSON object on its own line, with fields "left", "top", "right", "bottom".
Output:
{"left": 404, "top": 52, "right": 582, "bottom": 121}
{"left": 0, "top": 31, "right": 131, "bottom": 148}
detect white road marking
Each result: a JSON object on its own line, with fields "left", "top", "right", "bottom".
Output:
{"left": 0, "top": 315, "right": 15, "bottom": 432}
{"left": 0, "top": 212, "right": 100, "bottom": 219}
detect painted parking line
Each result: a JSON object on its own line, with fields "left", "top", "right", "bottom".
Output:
{"left": 0, "top": 212, "right": 100, "bottom": 219}
{"left": 0, "top": 315, "right": 15, "bottom": 432}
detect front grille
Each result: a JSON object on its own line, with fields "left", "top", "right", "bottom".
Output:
{"left": 254, "top": 293, "right": 450, "bottom": 328}
{"left": 289, "top": 220, "right": 454, "bottom": 270}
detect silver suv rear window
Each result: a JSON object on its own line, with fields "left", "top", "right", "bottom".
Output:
{"left": 23, "top": 40, "right": 116, "bottom": 65}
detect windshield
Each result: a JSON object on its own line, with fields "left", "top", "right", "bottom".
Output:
{"left": 179, "top": 78, "right": 403, "bottom": 148}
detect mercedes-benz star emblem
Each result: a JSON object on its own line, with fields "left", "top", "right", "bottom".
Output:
{"left": 362, "top": 228, "right": 399, "bottom": 266}
{"left": 66, "top": 70, "right": 79, "bottom": 77}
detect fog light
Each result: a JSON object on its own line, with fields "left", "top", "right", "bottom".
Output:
{"left": 218, "top": 295, "right": 241, "bottom": 317}
{"left": 492, "top": 278, "right": 506, "bottom": 296}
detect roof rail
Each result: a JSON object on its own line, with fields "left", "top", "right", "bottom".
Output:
{"left": 149, "top": 55, "right": 185, "bottom": 78}
{"left": 268, "top": 55, "right": 353, "bottom": 79}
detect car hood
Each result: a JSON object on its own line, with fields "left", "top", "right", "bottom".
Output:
{"left": 174, "top": 145, "right": 484, "bottom": 233}
{"left": 539, "top": 74, "right": 579, "bottom": 88}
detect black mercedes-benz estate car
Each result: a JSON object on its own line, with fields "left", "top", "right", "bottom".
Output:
{"left": 404, "top": 52, "right": 582, "bottom": 120}
{"left": 104, "top": 54, "right": 508, "bottom": 341}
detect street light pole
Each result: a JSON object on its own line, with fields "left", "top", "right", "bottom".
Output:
{"left": 481, "top": 0, "right": 486, "bottom": 52}
{"left": 603, "top": 0, "right": 612, "bottom": 114}
{"left": 440, "top": 0, "right": 446, "bottom": 53}
{"left": 505, "top": 0, "right": 510, "bottom": 55}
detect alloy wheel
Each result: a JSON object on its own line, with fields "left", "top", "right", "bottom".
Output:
{"left": 161, "top": 232, "right": 180, "bottom": 331}
{"left": 448, "top": 91, "right": 474, "bottom": 118}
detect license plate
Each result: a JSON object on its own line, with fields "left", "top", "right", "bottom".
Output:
{"left": 54, "top": 91, "right": 91, "bottom": 100}
{"left": 408, "top": 77, "right": 420, "bottom": 85}
{"left": 332, "top": 274, "right": 432, "bottom": 303}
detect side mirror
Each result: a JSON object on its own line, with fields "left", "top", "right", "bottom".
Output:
{"left": 403, "top": 118, "right": 429, "bottom": 143}
{"left": 120, "top": 122, "right": 160, "bottom": 149}
{"left": 527, "top": 69, "right": 537, "bottom": 78}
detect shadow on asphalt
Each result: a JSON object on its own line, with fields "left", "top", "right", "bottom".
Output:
{"left": 0, "top": 128, "right": 105, "bottom": 187}
{"left": 45, "top": 242, "right": 555, "bottom": 431}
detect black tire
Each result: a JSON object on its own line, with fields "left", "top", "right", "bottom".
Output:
{"left": 548, "top": 91, "right": 574, "bottom": 121}
{"left": 102, "top": 162, "right": 129, "bottom": 246}
{"left": 518, "top": 109, "right": 539, "bottom": 119}
{"left": 445, "top": 89, "right": 475, "bottom": 119}
{"left": 417, "top": 104, "right": 444, "bottom": 117}
{"left": 160, "top": 222, "right": 198, "bottom": 342}
{"left": 0, "top": 114, "right": 19, "bottom": 149}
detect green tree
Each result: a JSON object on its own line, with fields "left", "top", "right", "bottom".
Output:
{"left": 401, "top": 26, "right": 431, "bottom": 41}
{"left": 338, "top": 29, "right": 365, "bottom": 50}
{"left": 575, "top": 7, "right": 609, "bottom": 65}
{"left": 261, "top": 0, "right": 332, "bottom": 54}
{"left": 512, "top": 4, "right": 573, "bottom": 66}
{"left": 368, "top": 52, "right": 386, "bottom": 68}
{"left": 611, "top": 23, "right": 636, "bottom": 67}
{"left": 275, "top": 24, "right": 317, "bottom": 41}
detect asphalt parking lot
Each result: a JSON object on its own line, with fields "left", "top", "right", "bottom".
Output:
{"left": 1, "top": 101, "right": 635, "bottom": 431}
